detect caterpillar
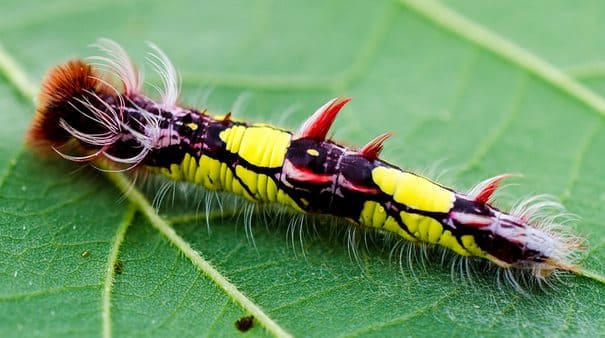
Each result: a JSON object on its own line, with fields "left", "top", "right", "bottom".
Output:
{"left": 27, "top": 39, "right": 583, "bottom": 285}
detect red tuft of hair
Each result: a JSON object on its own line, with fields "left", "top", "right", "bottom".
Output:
{"left": 27, "top": 60, "right": 109, "bottom": 150}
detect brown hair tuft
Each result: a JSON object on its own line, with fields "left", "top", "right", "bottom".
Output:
{"left": 27, "top": 60, "right": 109, "bottom": 150}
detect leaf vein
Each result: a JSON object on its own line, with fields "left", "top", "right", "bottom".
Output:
{"left": 270, "top": 279, "right": 362, "bottom": 313}
{"left": 560, "top": 122, "right": 602, "bottom": 203}
{"left": 455, "top": 73, "right": 528, "bottom": 177}
{"left": 0, "top": 284, "right": 100, "bottom": 301}
{"left": 102, "top": 204, "right": 136, "bottom": 338}
{"left": 399, "top": 0, "right": 605, "bottom": 118}
{"left": 333, "top": 1, "right": 397, "bottom": 92}
{"left": 342, "top": 286, "right": 461, "bottom": 337}
{"left": 106, "top": 172, "right": 293, "bottom": 338}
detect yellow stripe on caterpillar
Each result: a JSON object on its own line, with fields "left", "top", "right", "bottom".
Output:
{"left": 220, "top": 125, "right": 291, "bottom": 168}
{"left": 383, "top": 216, "right": 417, "bottom": 242}
{"left": 371, "top": 166, "right": 455, "bottom": 213}
{"left": 400, "top": 211, "right": 443, "bottom": 244}
{"left": 360, "top": 201, "right": 387, "bottom": 229}
{"left": 461, "top": 235, "right": 487, "bottom": 257}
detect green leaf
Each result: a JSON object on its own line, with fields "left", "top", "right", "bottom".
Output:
{"left": 1, "top": 0, "right": 604, "bottom": 336}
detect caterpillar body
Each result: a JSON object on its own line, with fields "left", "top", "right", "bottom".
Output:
{"left": 28, "top": 40, "right": 582, "bottom": 284}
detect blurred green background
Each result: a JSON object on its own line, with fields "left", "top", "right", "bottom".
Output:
{"left": 1, "top": 0, "right": 604, "bottom": 336}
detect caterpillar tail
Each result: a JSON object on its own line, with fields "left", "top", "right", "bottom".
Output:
{"left": 27, "top": 39, "right": 587, "bottom": 283}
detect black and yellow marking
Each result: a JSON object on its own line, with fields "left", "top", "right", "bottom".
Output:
{"left": 60, "top": 92, "right": 544, "bottom": 268}
{"left": 121, "top": 99, "right": 492, "bottom": 263}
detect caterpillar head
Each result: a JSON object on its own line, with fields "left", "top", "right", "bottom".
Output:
{"left": 26, "top": 40, "right": 167, "bottom": 168}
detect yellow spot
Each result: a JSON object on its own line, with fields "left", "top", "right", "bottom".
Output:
{"left": 400, "top": 212, "right": 443, "bottom": 244}
{"left": 180, "top": 153, "right": 194, "bottom": 181}
{"left": 277, "top": 190, "right": 303, "bottom": 212}
{"left": 371, "top": 166, "right": 399, "bottom": 195}
{"left": 167, "top": 163, "right": 182, "bottom": 181}
{"left": 372, "top": 167, "right": 455, "bottom": 213}
{"left": 438, "top": 230, "right": 469, "bottom": 256}
{"left": 359, "top": 201, "right": 387, "bottom": 230}
{"left": 186, "top": 123, "right": 198, "bottom": 131}
{"left": 427, "top": 221, "right": 443, "bottom": 243}
{"left": 221, "top": 163, "right": 234, "bottom": 192}
{"left": 359, "top": 201, "right": 377, "bottom": 227}
{"left": 383, "top": 216, "right": 416, "bottom": 242}
{"left": 235, "top": 165, "right": 259, "bottom": 202}
{"left": 266, "top": 177, "right": 278, "bottom": 203}
{"left": 461, "top": 235, "right": 487, "bottom": 257}
{"left": 372, "top": 203, "right": 387, "bottom": 228}
{"left": 197, "top": 155, "right": 222, "bottom": 190}
{"left": 213, "top": 113, "right": 243, "bottom": 123}
{"left": 256, "top": 173, "right": 268, "bottom": 201}
{"left": 186, "top": 155, "right": 197, "bottom": 181}
{"left": 306, "top": 149, "right": 319, "bottom": 156}
{"left": 220, "top": 125, "right": 247, "bottom": 153}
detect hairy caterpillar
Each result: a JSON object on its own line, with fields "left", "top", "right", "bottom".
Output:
{"left": 27, "top": 39, "right": 584, "bottom": 285}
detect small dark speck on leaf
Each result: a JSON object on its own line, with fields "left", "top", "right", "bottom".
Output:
{"left": 81, "top": 250, "right": 90, "bottom": 258}
{"left": 235, "top": 315, "right": 254, "bottom": 332}
{"left": 114, "top": 259, "right": 124, "bottom": 274}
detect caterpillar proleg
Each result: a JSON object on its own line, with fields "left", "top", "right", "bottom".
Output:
{"left": 28, "top": 39, "right": 585, "bottom": 285}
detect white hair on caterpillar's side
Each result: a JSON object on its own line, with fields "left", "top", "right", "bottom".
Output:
{"left": 451, "top": 255, "right": 474, "bottom": 286}
{"left": 514, "top": 195, "right": 582, "bottom": 266}
{"left": 285, "top": 213, "right": 306, "bottom": 256}
{"left": 380, "top": 235, "right": 558, "bottom": 292}
{"left": 89, "top": 38, "right": 141, "bottom": 96}
{"left": 146, "top": 42, "right": 179, "bottom": 110}
{"left": 203, "top": 192, "right": 216, "bottom": 234}
{"left": 497, "top": 267, "right": 534, "bottom": 295}
{"left": 190, "top": 86, "right": 215, "bottom": 109}
{"left": 257, "top": 204, "right": 273, "bottom": 233}
{"left": 230, "top": 91, "right": 253, "bottom": 116}
{"left": 275, "top": 102, "right": 301, "bottom": 127}
{"left": 243, "top": 202, "right": 257, "bottom": 248}
{"left": 408, "top": 243, "right": 422, "bottom": 278}
{"left": 509, "top": 194, "right": 575, "bottom": 229}
{"left": 345, "top": 226, "right": 361, "bottom": 263}
{"left": 125, "top": 98, "right": 162, "bottom": 149}
{"left": 415, "top": 157, "right": 454, "bottom": 185}
{"left": 229, "top": 198, "right": 257, "bottom": 247}
{"left": 152, "top": 179, "right": 175, "bottom": 211}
